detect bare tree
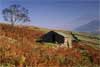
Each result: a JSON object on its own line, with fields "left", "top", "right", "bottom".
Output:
{"left": 2, "top": 4, "right": 30, "bottom": 26}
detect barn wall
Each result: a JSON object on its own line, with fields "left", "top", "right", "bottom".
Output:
{"left": 64, "top": 37, "right": 72, "bottom": 48}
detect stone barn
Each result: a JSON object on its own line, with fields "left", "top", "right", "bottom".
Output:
{"left": 38, "top": 31, "right": 77, "bottom": 48}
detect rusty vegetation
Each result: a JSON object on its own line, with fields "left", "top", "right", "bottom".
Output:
{"left": 0, "top": 24, "right": 100, "bottom": 67}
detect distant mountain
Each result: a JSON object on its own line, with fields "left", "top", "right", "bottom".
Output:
{"left": 75, "top": 20, "right": 100, "bottom": 34}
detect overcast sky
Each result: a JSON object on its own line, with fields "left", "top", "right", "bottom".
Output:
{"left": 0, "top": 0, "right": 99, "bottom": 30}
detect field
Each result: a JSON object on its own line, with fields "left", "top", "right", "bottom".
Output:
{"left": 0, "top": 23, "right": 100, "bottom": 67}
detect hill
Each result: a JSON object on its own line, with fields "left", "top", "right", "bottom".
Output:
{"left": 0, "top": 23, "right": 100, "bottom": 67}
{"left": 75, "top": 20, "right": 100, "bottom": 34}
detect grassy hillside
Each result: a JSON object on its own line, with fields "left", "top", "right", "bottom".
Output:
{"left": 0, "top": 23, "right": 100, "bottom": 67}
{"left": 72, "top": 32, "right": 100, "bottom": 49}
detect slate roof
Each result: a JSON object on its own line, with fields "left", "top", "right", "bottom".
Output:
{"left": 53, "top": 31, "right": 70, "bottom": 37}
{"left": 53, "top": 31, "right": 77, "bottom": 41}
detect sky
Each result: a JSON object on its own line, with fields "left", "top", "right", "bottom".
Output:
{"left": 0, "top": 0, "right": 99, "bottom": 30}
